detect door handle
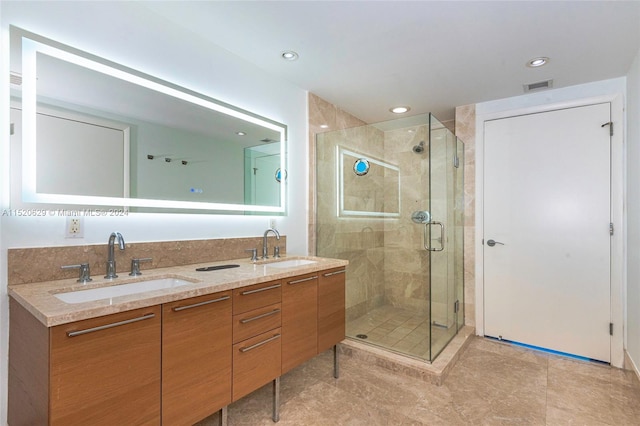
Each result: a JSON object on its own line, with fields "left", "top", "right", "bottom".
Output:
{"left": 424, "top": 221, "right": 445, "bottom": 252}
{"left": 486, "top": 239, "right": 505, "bottom": 247}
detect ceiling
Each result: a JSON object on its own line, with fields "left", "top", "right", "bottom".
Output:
{"left": 142, "top": 1, "right": 640, "bottom": 123}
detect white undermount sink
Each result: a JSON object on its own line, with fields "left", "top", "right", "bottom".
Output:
{"left": 265, "top": 259, "right": 317, "bottom": 269}
{"left": 54, "top": 277, "right": 194, "bottom": 304}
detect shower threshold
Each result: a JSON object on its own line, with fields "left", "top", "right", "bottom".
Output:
{"left": 339, "top": 325, "right": 475, "bottom": 386}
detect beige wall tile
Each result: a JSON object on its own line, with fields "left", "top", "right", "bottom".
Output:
{"left": 8, "top": 236, "right": 286, "bottom": 285}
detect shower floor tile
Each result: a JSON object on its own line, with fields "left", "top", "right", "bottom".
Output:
{"left": 346, "top": 305, "right": 454, "bottom": 360}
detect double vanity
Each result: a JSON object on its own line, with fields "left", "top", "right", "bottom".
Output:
{"left": 8, "top": 251, "right": 347, "bottom": 426}
{"left": 7, "top": 26, "right": 345, "bottom": 426}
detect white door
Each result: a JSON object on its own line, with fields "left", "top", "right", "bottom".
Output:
{"left": 483, "top": 103, "right": 611, "bottom": 362}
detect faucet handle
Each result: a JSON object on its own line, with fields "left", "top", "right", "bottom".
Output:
{"left": 273, "top": 246, "right": 281, "bottom": 259}
{"left": 61, "top": 263, "right": 92, "bottom": 283}
{"left": 129, "top": 258, "right": 152, "bottom": 276}
{"left": 245, "top": 248, "right": 259, "bottom": 263}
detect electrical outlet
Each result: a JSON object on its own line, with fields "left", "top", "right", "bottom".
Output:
{"left": 65, "top": 217, "right": 84, "bottom": 238}
{"left": 269, "top": 218, "right": 276, "bottom": 229}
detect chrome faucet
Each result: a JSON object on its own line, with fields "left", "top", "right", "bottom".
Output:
{"left": 105, "top": 232, "right": 125, "bottom": 279}
{"left": 262, "top": 228, "right": 280, "bottom": 259}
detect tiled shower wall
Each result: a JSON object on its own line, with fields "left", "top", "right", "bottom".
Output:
{"left": 311, "top": 98, "right": 386, "bottom": 320}
{"left": 454, "top": 104, "right": 476, "bottom": 327}
{"left": 381, "top": 125, "right": 431, "bottom": 316}
{"left": 309, "top": 93, "right": 476, "bottom": 327}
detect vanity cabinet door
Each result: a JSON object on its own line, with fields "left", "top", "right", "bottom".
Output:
{"left": 49, "top": 306, "right": 161, "bottom": 426}
{"left": 162, "top": 291, "right": 232, "bottom": 426}
{"left": 318, "top": 268, "right": 346, "bottom": 353}
{"left": 281, "top": 272, "right": 318, "bottom": 374}
{"left": 232, "top": 327, "right": 282, "bottom": 401}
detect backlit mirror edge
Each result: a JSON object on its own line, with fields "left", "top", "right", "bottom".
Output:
{"left": 13, "top": 25, "right": 288, "bottom": 215}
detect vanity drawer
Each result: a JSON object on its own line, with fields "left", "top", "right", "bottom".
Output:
{"left": 232, "top": 328, "right": 282, "bottom": 402}
{"left": 233, "top": 280, "right": 281, "bottom": 314}
{"left": 233, "top": 303, "right": 281, "bottom": 344}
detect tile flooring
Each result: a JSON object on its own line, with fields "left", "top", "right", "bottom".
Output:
{"left": 197, "top": 337, "right": 640, "bottom": 425}
{"left": 346, "top": 305, "right": 453, "bottom": 360}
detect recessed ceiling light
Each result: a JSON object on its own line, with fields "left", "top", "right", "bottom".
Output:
{"left": 390, "top": 106, "right": 411, "bottom": 114}
{"left": 527, "top": 57, "right": 549, "bottom": 68}
{"left": 281, "top": 51, "right": 299, "bottom": 61}
{"left": 236, "top": 131, "right": 246, "bottom": 136}
{"left": 320, "top": 124, "right": 329, "bottom": 129}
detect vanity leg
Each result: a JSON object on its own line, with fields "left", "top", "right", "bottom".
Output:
{"left": 333, "top": 344, "right": 339, "bottom": 379}
{"left": 272, "top": 377, "right": 280, "bottom": 422}
{"left": 219, "top": 406, "right": 228, "bottom": 426}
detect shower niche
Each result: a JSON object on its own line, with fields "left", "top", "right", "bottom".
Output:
{"left": 316, "top": 113, "right": 464, "bottom": 362}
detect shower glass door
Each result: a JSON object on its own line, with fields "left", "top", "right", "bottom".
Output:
{"left": 315, "top": 113, "right": 464, "bottom": 362}
{"left": 428, "top": 115, "right": 465, "bottom": 360}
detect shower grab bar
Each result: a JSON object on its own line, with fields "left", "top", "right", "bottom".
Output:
{"left": 424, "top": 221, "right": 445, "bottom": 252}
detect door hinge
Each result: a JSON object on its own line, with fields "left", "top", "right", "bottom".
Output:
{"left": 609, "top": 323, "right": 613, "bottom": 336}
{"left": 10, "top": 123, "right": 14, "bottom": 136}
{"left": 601, "top": 121, "right": 613, "bottom": 136}
{"left": 453, "top": 156, "right": 460, "bottom": 168}
{"left": 454, "top": 300, "right": 460, "bottom": 314}
{"left": 610, "top": 223, "right": 614, "bottom": 236}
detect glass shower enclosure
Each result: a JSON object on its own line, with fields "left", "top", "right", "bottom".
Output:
{"left": 315, "top": 113, "right": 464, "bottom": 361}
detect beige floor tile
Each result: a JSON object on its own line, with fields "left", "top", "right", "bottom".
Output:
{"left": 547, "top": 364, "right": 614, "bottom": 425}
{"left": 196, "top": 337, "right": 639, "bottom": 425}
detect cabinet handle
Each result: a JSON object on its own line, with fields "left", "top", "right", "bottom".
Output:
{"left": 240, "top": 308, "right": 281, "bottom": 324}
{"left": 288, "top": 276, "right": 318, "bottom": 285}
{"left": 241, "top": 283, "right": 281, "bottom": 295}
{"left": 67, "top": 313, "right": 155, "bottom": 337}
{"left": 172, "top": 295, "right": 230, "bottom": 312}
{"left": 323, "top": 270, "right": 346, "bottom": 277}
{"left": 239, "top": 333, "right": 281, "bottom": 353}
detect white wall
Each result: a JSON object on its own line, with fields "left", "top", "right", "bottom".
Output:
{"left": 626, "top": 47, "right": 640, "bottom": 374}
{"left": 0, "top": 2, "right": 309, "bottom": 423}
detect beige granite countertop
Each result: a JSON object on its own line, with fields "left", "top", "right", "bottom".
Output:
{"left": 8, "top": 256, "right": 348, "bottom": 327}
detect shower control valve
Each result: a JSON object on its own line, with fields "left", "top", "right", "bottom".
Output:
{"left": 411, "top": 210, "right": 431, "bottom": 224}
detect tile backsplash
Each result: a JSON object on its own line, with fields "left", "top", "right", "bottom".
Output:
{"left": 8, "top": 236, "right": 286, "bottom": 285}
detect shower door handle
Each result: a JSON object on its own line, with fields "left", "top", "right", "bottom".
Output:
{"left": 424, "top": 221, "right": 445, "bottom": 252}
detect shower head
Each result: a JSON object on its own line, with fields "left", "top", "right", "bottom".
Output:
{"left": 412, "top": 141, "right": 425, "bottom": 154}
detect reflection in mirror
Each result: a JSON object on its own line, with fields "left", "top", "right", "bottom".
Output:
{"left": 337, "top": 147, "right": 400, "bottom": 217}
{"left": 11, "top": 27, "right": 287, "bottom": 214}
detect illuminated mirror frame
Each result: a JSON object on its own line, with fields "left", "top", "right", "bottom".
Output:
{"left": 337, "top": 146, "right": 400, "bottom": 218}
{"left": 15, "top": 27, "right": 287, "bottom": 214}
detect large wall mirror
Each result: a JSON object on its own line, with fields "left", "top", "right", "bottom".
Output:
{"left": 10, "top": 27, "right": 287, "bottom": 214}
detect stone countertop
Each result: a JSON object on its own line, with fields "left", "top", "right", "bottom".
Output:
{"left": 8, "top": 256, "right": 348, "bottom": 327}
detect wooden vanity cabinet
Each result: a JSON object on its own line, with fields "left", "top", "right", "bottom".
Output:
{"left": 9, "top": 299, "right": 162, "bottom": 426}
{"left": 9, "top": 264, "right": 347, "bottom": 425}
{"left": 232, "top": 280, "right": 282, "bottom": 402}
{"left": 318, "top": 267, "right": 346, "bottom": 354}
{"left": 162, "top": 291, "right": 232, "bottom": 426}
{"left": 281, "top": 272, "right": 318, "bottom": 374}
